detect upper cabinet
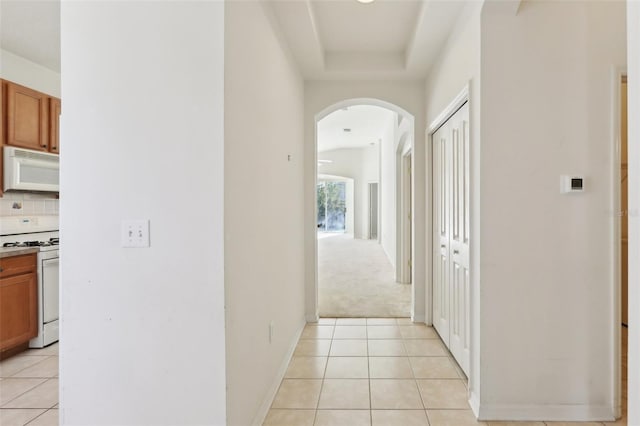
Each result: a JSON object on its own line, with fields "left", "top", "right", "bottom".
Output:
{"left": 6, "top": 81, "right": 50, "bottom": 152}
{"left": 0, "top": 79, "right": 61, "bottom": 198}
{"left": 1, "top": 81, "right": 4, "bottom": 146}
{"left": 49, "top": 97, "right": 61, "bottom": 154}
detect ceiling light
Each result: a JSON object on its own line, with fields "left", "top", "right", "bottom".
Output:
{"left": 357, "top": 0, "right": 375, "bottom": 3}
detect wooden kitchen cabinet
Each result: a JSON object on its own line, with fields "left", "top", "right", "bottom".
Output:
{"left": 0, "top": 80, "right": 61, "bottom": 198}
{"left": 6, "top": 81, "right": 49, "bottom": 151}
{"left": 49, "top": 97, "right": 61, "bottom": 154}
{"left": 0, "top": 254, "right": 38, "bottom": 353}
{"left": 1, "top": 80, "right": 5, "bottom": 198}
{"left": 1, "top": 80, "right": 4, "bottom": 147}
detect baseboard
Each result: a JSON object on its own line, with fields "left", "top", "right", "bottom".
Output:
{"left": 412, "top": 312, "right": 426, "bottom": 323}
{"left": 251, "top": 321, "right": 306, "bottom": 426}
{"left": 469, "top": 391, "right": 480, "bottom": 418}
{"left": 477, "top": 402, "right": 616, "bottom": 422}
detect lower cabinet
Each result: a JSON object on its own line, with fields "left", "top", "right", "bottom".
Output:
{"left": 0, "top": 254, "right": 38, "bottom": 353}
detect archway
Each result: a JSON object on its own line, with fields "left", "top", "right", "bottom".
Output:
{"left": 310, "top": 98, "right": 422, "bottom": 320}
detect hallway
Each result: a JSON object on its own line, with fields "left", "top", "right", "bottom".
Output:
{"left": 318, "top": 234, "right": 410, "bottom": 318}
{"left": 264, "top": 320, "right": 627, "bottom": 426}
{"left": 264, "top": 319, "right": 473, "bottom": 426}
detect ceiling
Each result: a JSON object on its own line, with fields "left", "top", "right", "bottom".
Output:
{"left": 269, "top": 0, "right": 467, "bottom": 80}
{"left": 0, "top": 0, "right": 466, "bottom": 79}
{"left": 317, "top": 105, "right": 395, "bottom": 152}
{"left": 0, "top": 0, "right": 61, "bottom": 72}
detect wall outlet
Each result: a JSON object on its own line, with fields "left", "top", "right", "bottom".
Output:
{"left": 269, "top": 321, "right": 274, "bottom": 344}
{"left": 121, "top": 219, "right": 150, "bottom": 248}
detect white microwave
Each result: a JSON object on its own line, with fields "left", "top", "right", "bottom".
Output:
{"left": 3, "top": 146, "right": 60, "bottom": 193}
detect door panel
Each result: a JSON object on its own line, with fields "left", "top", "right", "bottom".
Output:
{"left": 432, "top": 102, "right": 470, "bottom": 376}
{"left": 432, "top": 123, "right": 450, "bottom": 345}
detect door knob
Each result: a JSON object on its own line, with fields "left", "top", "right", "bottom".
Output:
{"left": 453, "top": 250, "right": 459, "bottom": 254}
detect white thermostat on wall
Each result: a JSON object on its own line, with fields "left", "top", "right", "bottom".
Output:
{"left": 560, "top": 175, "right": 584, "bottom": 194}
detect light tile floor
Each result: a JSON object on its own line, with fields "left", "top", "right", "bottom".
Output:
{"left": 0, "top": 343, "right": 59, "bottom": 426}
{"left": 0, "top": 326, "right": 629, "bottom": 426}
{"left": 264, "top": 319, "right": 628, "bottom": 426}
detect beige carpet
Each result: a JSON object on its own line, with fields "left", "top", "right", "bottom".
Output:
{"left": 318, "top": 233, "right": 411, "bottom": 318}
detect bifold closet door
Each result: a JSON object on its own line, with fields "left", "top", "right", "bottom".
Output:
{"left": 432, "top": 120, "right": 451, "bottom": 347}
{"left": 432, "top": 102, "right": 471, "bottom": 377}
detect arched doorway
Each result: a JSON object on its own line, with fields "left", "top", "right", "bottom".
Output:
{"left": 310, "top": 98, "right": 422, "bottom": 320}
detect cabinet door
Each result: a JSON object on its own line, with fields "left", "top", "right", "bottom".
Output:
{"left": 49, "top": 98, "right": 61, "bottom": 154}
{"left": 1, "top": 80, "right": 5, "bottom": 145}
{"left": 1, "top": 80, "right": 5, "bottom": 198}
{"left": 0, "top": 273, "right": 38, "bottom": 352}
{"left": 6, "top": 82, "right": 49, "bottom": 151}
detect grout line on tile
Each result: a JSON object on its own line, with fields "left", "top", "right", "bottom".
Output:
{"left": 25, "top": 408, "right": 53, "bottom": 426}
{"left": 0, "top": 378, "right": 48, "bottom": 408}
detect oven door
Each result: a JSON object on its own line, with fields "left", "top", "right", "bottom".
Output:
{"left": 42, "top": 257, "right": 59, "bottom": 323}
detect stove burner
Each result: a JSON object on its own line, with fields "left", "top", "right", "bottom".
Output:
{"left": 3, "top": 239, "right": 59, "bottom": 248}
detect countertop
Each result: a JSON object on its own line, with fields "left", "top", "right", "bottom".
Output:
{"left": 0, "top": 247, "right": 39, "bottom": 259}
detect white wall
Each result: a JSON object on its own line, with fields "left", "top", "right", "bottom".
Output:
{"left": 479, "top": 0, "right": 626, "bottom": 420}
{"left": 626, "top": 2, "right": 640, "bottom": 424}
{"left": 380, "top": 116, "right": 397, "bottom": 268}
{"left": 60, "top": 2, "right": 225, "bottom": 425}
{"left": 318, "top": 146, "right": 379, "bottom": 239}
{"left": 0, "top": 49, "right": 60, "bottom": 97}
{"left": 224, "top": 2, "right": 306, "bottom": 425}
{"left": 304, "top": 81, "right": 425, "bottom": 322}
{"left": 424, "top": 0, "right": 482, "bottom": 405}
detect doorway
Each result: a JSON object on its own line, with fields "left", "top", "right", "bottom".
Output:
{"left": 619, "top": 73, "right": 629, "bottom": 420}
{"left": 315, "top": 102, "right": 415, "bottom": 318}
{"left": 398, "top": 151, "right": 412, "bottom": 284}
{"left": 368, "top": 182, "right": 379, "bottom": 240}
{"left": 317, "top": 180, "right": 347, "bottom": 233}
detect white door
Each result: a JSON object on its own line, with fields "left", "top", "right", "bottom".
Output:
{"left": 432, "top": 121, "right": 451, "bottom": 347}
{"left": 432, "top": 102, "right": 471, "bottom": 376}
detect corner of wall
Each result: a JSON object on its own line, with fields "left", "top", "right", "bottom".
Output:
{"left": 251, "top": 322, "right": 306, "bottom": 426}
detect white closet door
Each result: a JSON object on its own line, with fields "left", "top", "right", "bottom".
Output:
{"left": 448, "top": 103, "right": 470, "bottom": 376}
{"left": 431, "top": 102, "right": 470, "bottom": 376}
{"left": 432, "top": 121, "right": 451, "bottom": 346}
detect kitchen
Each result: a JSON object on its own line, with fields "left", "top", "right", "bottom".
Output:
{"left": 0, "top": 1, "right": 62, "bottom": 425}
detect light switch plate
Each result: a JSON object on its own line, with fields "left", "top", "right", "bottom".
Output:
{"left": 121, "top": 220, "right": 150, "bottom": 248}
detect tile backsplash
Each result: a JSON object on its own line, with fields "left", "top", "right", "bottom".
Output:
{"left": 0, "top": 192, "right": 59, "bottom": 217}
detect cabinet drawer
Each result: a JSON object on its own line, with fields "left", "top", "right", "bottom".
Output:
{"left": 0, "top": 254, "right": 37, "bottom": 279}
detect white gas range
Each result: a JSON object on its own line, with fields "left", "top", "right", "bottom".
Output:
{"left": 0, "top": 216, "right": 59, "bottom": 348}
